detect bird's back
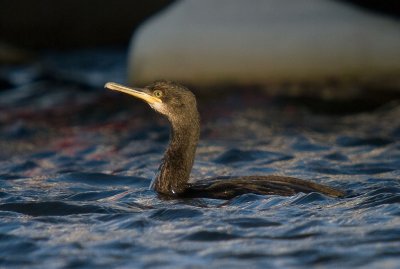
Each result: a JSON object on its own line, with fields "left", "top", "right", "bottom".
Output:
{"left": 182, "top": 175, "right": 345, "bottom": 200}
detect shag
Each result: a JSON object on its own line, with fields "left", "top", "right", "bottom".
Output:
{"left": 105, "top": 81, "right": 344, "bottom": 199}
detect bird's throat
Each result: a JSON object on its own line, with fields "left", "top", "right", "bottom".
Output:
{"left": 151, "top": 118, "right": 200, "bottom": 195}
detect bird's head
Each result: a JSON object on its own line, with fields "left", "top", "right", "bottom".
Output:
{"left": 105, "top": 81, "right": 199, "bottom": 125}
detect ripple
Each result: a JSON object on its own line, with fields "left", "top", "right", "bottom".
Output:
{"left": 225, "top": 217, "right": 281, "bottom": 228}
{"left": 0, "top": 234, "right": 38, "bottom": 260}
{"left": 367, "top": 187, "right": 400, "bottom": 196}
{"left": 291, "top": 137, "right": 329, "bottom": 152}
{"left": 57, "top": 172, "right": 149, "bottom": 187}
{"left": 149, "top": 208, "right": 203, "bottom": 221}
{"left": 10, "top": 161, "right": 38, "bottom": 173}
{"left": 309, "top": 160, "right": 396, "bottom": 175}
{"left": 290, "top": 192, "right": 331, "bottom": 205}
{"left": 336, "top": 136, "right": 393, "bottom": 147}
{"left": 353, "top": 193, "right": 400, "bottom": 209}
{"left": 0, "top": 201, "right": 114, "bottom": 216}
{"left": 323, "top": 152, "right": 349, "bottom": 161}
{"left": 367, "top": 228, "right": 400, "bottom": 242}
{"left": 282, "top": 220, "right": 324, "bottom": 239}
{"left": 66, "top": 190, "right": 127, "bottom": 201}
{"left": 118, "top": 219, "right": 150, "bottom": 230}
{"left": 183, "top": 231, "right": 240, "bottom": 241}
{"left": 213, "top": 149, "right": 291, "bottom": 164}
{"left": 0, "top": 175, "right": 20, "bottom": 180}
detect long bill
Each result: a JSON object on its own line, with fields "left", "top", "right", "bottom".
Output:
{"left": 105, "top": 82, "right": 162, "bottom": 104}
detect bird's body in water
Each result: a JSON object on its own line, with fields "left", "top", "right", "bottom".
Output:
{"left": 105, "top": 81, "right": 344, "bottom": 199}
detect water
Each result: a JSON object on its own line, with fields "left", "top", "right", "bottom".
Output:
{"left": 1, "top": 51, "right": 400, "bottom": 268}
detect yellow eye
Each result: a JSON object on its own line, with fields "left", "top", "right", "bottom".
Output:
{"left": 153, "top": 90, "right": 163, "bottom": 98}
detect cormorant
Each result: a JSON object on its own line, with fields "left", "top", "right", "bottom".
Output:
{"left": 105, "top": 81, "right": 344, "bottom": 199}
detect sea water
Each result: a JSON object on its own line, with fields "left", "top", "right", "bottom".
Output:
{"left": 0, "top": 50, "right": 399, "bottom": 269}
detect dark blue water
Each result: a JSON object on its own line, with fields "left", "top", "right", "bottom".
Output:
{"left": 1, "top": 50, "right": 400, "bottom": 268}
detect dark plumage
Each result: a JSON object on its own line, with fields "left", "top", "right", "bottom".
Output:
{"left": 105, "top": 81, "right": 345, "bottom": 199}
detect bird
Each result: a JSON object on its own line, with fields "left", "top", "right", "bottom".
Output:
{"left": 105, "top": 81, "right": 345, "bottom": 200}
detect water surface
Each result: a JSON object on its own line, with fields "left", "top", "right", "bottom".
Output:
{"left": 0, "top": 51, "right": 400, "bottom": 268}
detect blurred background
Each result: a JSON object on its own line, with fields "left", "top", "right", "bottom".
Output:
{"left": 0, "top": 0, "right": 399, "bottom": 109}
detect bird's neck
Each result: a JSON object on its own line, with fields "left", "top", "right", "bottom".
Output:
{"left": 151, "top": 117, "right": 200, "bottom": 195}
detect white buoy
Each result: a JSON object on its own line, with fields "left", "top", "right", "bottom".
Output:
{"left": 128, "top": 0, "right": 400, "bottom": 89}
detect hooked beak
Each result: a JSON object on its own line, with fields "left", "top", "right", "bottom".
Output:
{"left": 105, "top": 82, "right": 162, "bottom": 104}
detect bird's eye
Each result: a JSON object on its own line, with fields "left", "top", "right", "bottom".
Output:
{"left": 153, "top": 90, "right": 163, "bottom": 98}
